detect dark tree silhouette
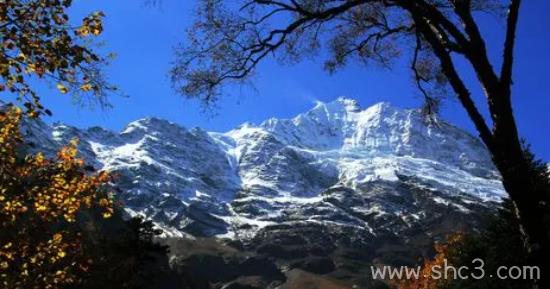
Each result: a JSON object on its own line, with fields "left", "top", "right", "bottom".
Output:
{"left": 173, "top": 0, "right": 549, "bottom": 286}
{"left": 441, "top": 148, "right": 550, "bottom": 289}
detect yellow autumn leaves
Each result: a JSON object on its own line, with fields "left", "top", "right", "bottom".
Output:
{"left": 1, "top": 231, "right": 75, "bottom": 288}
{"left": 56, "top": 83, "right": 95, "bottom": 94}
{"left": 1, "top": 1, "right": 116, "bottom": 287}
{"left": 1, "top": 0, "right": 110, "bottom": 117}
{"left": 0, "top": 107, "right": 115, "bottom": 289}
{"left": 76, "top": 12, "right": 105, "bottom": 37}
{"left": 2, "top": 126, "right": 114, "bottom": 223}
{"left": 56, "top": 84, "right": 69, "bottom": 94}
{"left": 52, "top": 9, "right": 108, "bottom": 96}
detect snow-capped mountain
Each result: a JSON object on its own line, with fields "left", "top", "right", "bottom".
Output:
{"left": 24, "top": 98, "right": 505, "bottom": 267}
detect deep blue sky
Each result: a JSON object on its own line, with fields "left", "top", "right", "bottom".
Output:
{"left": 35, "top": 1, "right": 549, "bottom": 160}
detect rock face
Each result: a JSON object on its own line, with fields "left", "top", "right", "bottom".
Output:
{"left": 23, "top": 98, "right": 506, "bottom": 287}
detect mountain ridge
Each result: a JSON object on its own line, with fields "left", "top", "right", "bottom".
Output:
{"left": 23, "top": 97, "right": 504, "bottom": 242}
{"left": 17, "top": 97, "right": 511, "bottom": 287}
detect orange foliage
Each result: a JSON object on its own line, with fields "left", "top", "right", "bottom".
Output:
{"left": 0, "top": 107, "right": 114, "bottom": 289}
{"left": 398, "top": 233, "right": 464, "bottom": 289}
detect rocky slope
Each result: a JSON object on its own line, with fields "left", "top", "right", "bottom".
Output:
{"left": 23, "top": 98, "right": 506, "bottom": 288}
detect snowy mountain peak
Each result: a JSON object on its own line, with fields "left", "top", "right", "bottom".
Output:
{"left": 312, "top": 97, "right": 362, "bottom": 113}
{"left": 26, "top": 98, "right": 505, "bottom": 241}
{"left": 254, "top": 99, "right": 488, "bottom": 168}
{"left": 16, "top": 97, "right": 512, "bottom": 285}
{"left": 362, "top": 100, "right": 398, "bottom": 116}
{"left": 122, "top": 117, "right": 184, "bottom": 135}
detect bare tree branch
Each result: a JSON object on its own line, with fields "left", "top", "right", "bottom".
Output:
{"left": 500, "top": 0, "right": 521, "bottom": 89}
{"left": 452, "top": 0, "right": 502, "bottom": 97}
{"left": 407, "top": 3, "right": 495, "bottom": 149}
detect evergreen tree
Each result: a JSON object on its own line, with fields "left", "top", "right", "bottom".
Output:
{"left": 399, "top": 146, "right": 549, "bottom": 289}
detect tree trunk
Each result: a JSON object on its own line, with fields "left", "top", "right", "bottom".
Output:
{"left": 488, "top": 93, "right": 550, "bottom": 288}
{"left": 405, "top": 1, "right": 547, "bottom": 285}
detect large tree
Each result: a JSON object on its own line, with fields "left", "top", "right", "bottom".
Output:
{"left": 0, "top": 106, "right": 115, "bottom": 289}
{"left": 173, "top": 0, "right": 549, "bottom": 286}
